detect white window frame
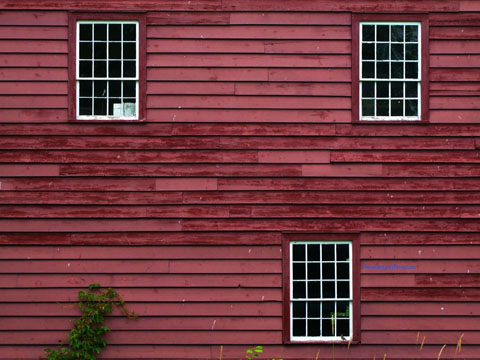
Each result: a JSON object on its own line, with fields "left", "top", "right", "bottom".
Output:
{"left": 76, "top": 20, "right": 139, "bottom": 120}
{"left": 359, "top": 22, "right": 421, "bottom": 121}
{"left": 289, "top": 241, "right": 353, "bottom": 342}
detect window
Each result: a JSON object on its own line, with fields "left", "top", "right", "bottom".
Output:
{"left": 352, "top": 15, "right": 429, "bottom": 122}
{"left": 69, "top": 13, "right": 146, "bottom": 121}
{"left": 283, "top": 233, "right": 360, "bottom": 344}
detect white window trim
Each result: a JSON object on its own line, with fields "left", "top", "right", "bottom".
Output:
{"left": 359, "top": 21, "right": 421, "bottom": 121}
{"left": 290, "top": 241, "right": 353, "bottom": 342}
{"left": 76, "top": 20, "right": 139, "bottom": 120}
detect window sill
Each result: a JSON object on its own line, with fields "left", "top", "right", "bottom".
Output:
{"left": 70, "top": 118, "right": 145, "bottom": 123}
{"left": 285, "top": 339, "right": 360, "bottom": 345}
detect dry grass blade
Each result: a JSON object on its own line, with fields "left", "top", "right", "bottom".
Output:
{"left": 416, "top": 331, "right": 420, "bottom": 345}
{"left": 383, "top": 354, "right": 386, "bottom": 360}
{"left": 315, "top": 350, "right": 320, "bottom": 360}
{"left": 455, "top": 333, "right": 464, "bottom": 357}
{"left": 219, "top": 345, "right": 223, "bottom": 360}
{"left": 437, "top": 344, "right": 446, "bottom": 360}
{"left": 419, "top": 336, "right": 426, "bottom": 351}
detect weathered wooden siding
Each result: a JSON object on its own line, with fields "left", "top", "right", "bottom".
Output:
{"left": 1, "top": 1, "right": 480, "bottom": 359}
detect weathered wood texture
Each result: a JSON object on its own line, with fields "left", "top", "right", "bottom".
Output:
{"left": 1, "top": 2, "right": 480, "bottom": 359}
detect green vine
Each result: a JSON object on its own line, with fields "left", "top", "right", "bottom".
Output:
{"left": 42, "top": 283, "right": 137, "bottom": 360}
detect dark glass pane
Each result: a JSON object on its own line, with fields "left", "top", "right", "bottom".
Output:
{"left": 362, "top": 81, "right": 374, "bottom": 97}
{"left": 337, "top": 244, "right": 349, "bottom": 261}
{"left": 308, "top": 320, "right": 321, "bottom": 337}
{"left": 336, "top": 320, "right": 350, "bottom": 337}
{"left": 293, "top": 319, "right": 306, "bottom": 336}
{"left": 337, "top": 263, "right": 349, "bottom": 280}
{"left": 123, "top": 42, "right": 136, "bottom": 59}
{"left": 109, "top": 80, "right": 122, "bottom": 97}
{"left": 109, "top": 24, "right": 121, "bottom": 41}
{"left": 123, "top": 81, "right": 136, "bottom": 97}
{"left": 79, "top": 61, "right": 92, "bottom": 77}
{"left": 79, "top": 24, "right": 92, "bottom": 41}
{"left": 79, "top": 80, "right": 92, "bottom": 97}
{"left": 123, "top": 61, "right": 136, "bottom": 77}
{"left": 93, "top": 80, "right": 107, "bottom": 97}
{"left": 362, "top": 25, "right": 375, "bottom": 41}
{"left": 109, "top": 42, "right": 121, "bottom": 59}
{"left": 391, "top": 25, "right": 404, "bottom": 42}
{"left": 123, "top": 24, "right": 136, "bottom": 41}
{"left": 391, "top": 62, "right": 404, "bottom": 79}
{"left": 293, "top": 263, "right": 306, "bottom": 280}
{"left": 322, "top": 319, "right": 333, "bottom": 336}
{"left": 94, "top": 61, "right": 107, "bottom": 77}
{"left": 307, "top": 244, "right": 320, "bottom": 261}
{"left": 376, "top": 43, "right": 389, "bottom": 60}
{"left": 362, "top": 61, "right": 374, "bottom": 78}
{"left": 79, "top": 42, "right": 92, "bottom": 59}
{"left": 391, "top": 82, "right": 404, "bottom": 97}
{"left": 337, "top": 302, "right": 349, "bottom": 318}
{"left": 405, "top": 82, "right": 418, "bottom": 97}
{"left": 308, "top": 301, "right": 320, "bottom": 318}
{"left": 362, "top": 99, "right": 374, "bottom": 116}
{"left": 405, "top": 99, "right": 418, "bottom": 116}
{"left": 406, "top": 44, "right": 418, "bottom": 60}
{"left": 322, "top": 263, "right": 334, "bottom": 279}
{"left": 293, "top": 244, "right": 305, "bottom": 261}
{"left": 109, "top": 61, "right": 121, "bottom": 78}
{"left": 293, "top": 281, "right": 306, "bottom": 299}
{"left": 405, "top": 62, "right": 418, "bottom": 79}
{"left": 108, "top": 98, "right": 122, "bottom": 116}
{"left": 391, "top": 44, "right": 404, "bottom": 60}
{"left": 308, "top": 263, "right": 321, "bottom": 280}
{"left": 94, "top": 24, "right": 107, "bottom": 41}
{"left": 322, "top": 244, "right": 334, "bottom": 261}
{"left": 405, "top": 25, "right": 418, "bottom": 42}
{"left": 391, "top": 100, "right": 403, "bottom": 116}
{"left": 308, "top": 282, "right": 320, "bottom": 298}
{"left": 79, "top": 98, "right": 92, "bottom": 115}
{"left": 362, "top": 43, "right": 374, "bottom": 60}
{"left": 337, "top": 281, "right": 349, "bottom": 298}
{"left": 377, "top": 25, "right": 389, "bottom": 41}
{"left": 94, "top": 42, "right": 106, "bottom": 59}
{"left": 376, "top": 62, "right": 389, "bottom": 79}
{"left": 293, "top": 301, "right": 306, "bottom": 318}
{"left": 322, "top": 302, "right": 335, "bottom": 318}
{"left": 377, "top": 81, "right": 389, "bottom": 98}
{"left": 94, "top": 98, "right": 107, "bottom": 115}
{"left": 377, "top": 100, "right": 389, "bottom": 116}
{"left": 322, "top": 281, "right": 335, "bottom": 298}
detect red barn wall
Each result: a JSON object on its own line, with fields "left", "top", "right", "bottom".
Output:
{"left": 0, "top": 1, "right": 480, "bottom": 359}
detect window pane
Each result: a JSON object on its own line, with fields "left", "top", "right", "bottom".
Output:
{"left": 362, "top": 25, "right": 375, "bottom": 41}
{"left": 79, "top": 98, "right": 92, "bottom": 115}
{"left": 94, "top": 80, "right": 107, "bottom": 97}
{"left": 377, "top": 25, "right": 389, "bottom": 41}
{"left": 308, "top": 320, "right": 321, "bottom": 337}
{"left": 391, "top": 44, "right": 404, "bottom": 60}
{"left": 376, "top": 62, "right": 389, "bottom": 79}
{"left": 322, "top": 281, "right": 335, "bottom": 298}
{"left": 94, "top": 42, "right": 106, "bottom": 59}
{"left": 391, "top": 99, "right": 404, "bottom": 116}
{"left": 293, "top": 320, "right": 306, "bottom": 336}
{"left": 124, "top": 81, "right": 136, "bottom": 98}
{"left": 94, "top": 61, "right": 107, "bottom": 77}
{"left": 337, "top": 263, "right": 349, "bottom": 279}
{"left": 308, "top": 301, "right": 320, "bottom": 318}
{"left": 109, "top": 61, "right": 121, "bottom": 78}
{"left": 79, "top": 80, "right": 92, "bottom": 97}
{"left": 109, "top": 42, "right": 121, "bottom": 59}
{"left": 79, "top": 61, "right": 92, "bottom": 77}
{"left": 293, "top": 244, "right": 305, "bottom": 261}
{"left": 362, "top": 99, "right": 374, "bottom": 116}
{"left": 307, "top": 244, "right": 320, "bottom": 261}
{"left": 322, "top": 263, "right": 334, "bottom": 279}
{"left": 337, "top": 245, "right": 349, "bottom": 261}
{"left": 377, "top": 100, "right": 389, "bottom": 116}
{"left": 322, "top": 320, "right": 333, "bottom": 336}
{"left": 307, "top": 282, "right": 320, "bottom": 298}
{"left": 362, "top": 62, "right": 374, "bottom": 78}
{"left": 123, "top": 61, "right": 136, "bottom": 77}
{"left": 337, "top": 281, "right": 349, "bottom": 298}
{"left": 308, "top": 263, "right": 321, "bottom": 279}
{"left": 293, "top": 301, "right": 306, "bottom": 318}
{"left": 362, "top": 43, "right": 374, "bottom": 60}
{"left": 79, "top": 42, "right": 92, "bottom": 59}
{"left": 322, "top": 244, "right": 334, "bottom": 261}
{"left": 322, "top": 301, "right": 334, "bottom": 318}
{"left": 123, "top": 24, "right": 136, "bottom": 41}
{"left": 391, "top": 25, "right": 404, "bottom": 42}
{"left": 123, "top": 42, "right": 136, "bottom": 59}
{"left": 293, "top": 263, "right": 306, "bottom": 280}
{"left": 109, "top": 80, "right": 122, "bottom": 97}
{"left": 108, "top": 98, "right": 122, "bottom": 116}
{"left": 405, "top": 25, "right": 418, "bottom": 42}
{"left": 337, "top": 302, "right": 349, "bottom": 318}
{"left": 405, "top": 82, "right": 418, "bottom": 97}
{"left": 406, "top": 44, "right": 418, "bottom": 60}
{"left": 293, "top": 281, "right": 306, "bottom": 299}
{"left": 336, "top": 320, "right": 349, "bottom": 337}
{"left": 376, "top": 81, "right": 389, "bottom": 98}
{"left": 94, "top": 98, "right": 107, "bottom": 115}
{"left": 376, "top": 43, "right": 389, "bottom": 60}
{"left": 362, "top": 82, "right": 374, "bottom": 97}
{"left": 391, "top": 82, "right": 404, "bottom": 97}
{"left": 405, "top": 62, "right": 418, "bottom": 79}
{"left": 405, "top": 99, "right": 418, "bottom": 116}
{"left": 109, "top": 24, "right": 121, "bottom": 41}
{"left": 79, "top": 24, "right": 92, "bottom": 41}
{"left": 391, "top": 62, "right": 404, "bottom": 79}
{"left": 94, "top": 24, "right": 107, "bottom": 41}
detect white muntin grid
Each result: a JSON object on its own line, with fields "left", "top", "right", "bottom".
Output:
{"left": 290, "top": 241, "right": 353, "bottom": 342}
{"left": 76, "top": 20, "right": 139, "bottom": 120}
{"left": 359, "top": 22, "right": 421, "bottom": 121}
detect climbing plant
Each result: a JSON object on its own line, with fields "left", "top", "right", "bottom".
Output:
{"left": 42, "top": 283, "right": 137, "bottom": 360}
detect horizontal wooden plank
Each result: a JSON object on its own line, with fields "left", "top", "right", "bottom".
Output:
{"left": 0, "top": 245, "right": 281, "bottom": 260}
{"left": 431, "top": 68, "right": 480, "bottom": 82}
{"left": 147, "top": 12, "right": 230, "bottom": 25}
{"left": 431, "top": 26, "right": 480, "bottom": 39}
{"left": 229, "top": 12, "right": 351, "bottom": 25}
{"left": 0, "top": 68, "right": 67, "bottom": 81}
{"left": 264, "top": 40, "right": 351, "bottom": 54}
{"left": 431, "top": 96, "right": 480, "bottom": 109}
{"left": 0, "top": 26, "right": 67, "bottom": 39}
{"left": 430, "top": 110, "right": 480, "bottom": 123}
{"left": 0, "top": 287, "right": 281, "bottom": 303}
{"left": 331, "top": 150, "right": 480, "bottom": 163}
{"left": 147, "top": 53, "right": 350, "bottom": 68}
{"left": 147, "top": 95, "right": 351, "bottom": 109}
{"left": 431, "top": 54, "right": 480, "bottom": 68}
{"left": 363, "top": 316, "right": 480, "bottom": 331}
{"left": 0, "top": 82, "right": 67, "bottom": 94}
{"left": 362, "top": 288, "right": 480, "bottom": 301}
{"left": 148, "top": 82, "right": 235, "bottom": 95}
{"left": 0, "top": 109, "right": 67, "bottom": 122}
{"left": 0, "top": 301, "right": 281, "bottom": 316}
{"left": 234, "top": 82, "right": 351, "bottom": 96}
{"left": 147, "top": 39, "right": 264, "bottom": 53}
{"left": 361, "top": 330, "right": 479, "bottom": 345}
{"left": 362, "top": 259, "right": 480, "bottom": 273}
{"left": 461, "top": 1, "right": 480, "bottom": 11}
{"left": 335, "top": 124, "right": 480, "bottom": 136}
{"left": 0, "top": 273, "right": 281, "bottom": 288}
{"left": 362, "top": 245, "right": 480, "bottom": 259}
{"left": 382, "top": 163, "right": 480, "bottom": 177}
{"left": 157, "top": 178, "right": 217, "bottom": 191}
{"left": 430, "top": 12, "right": 480, "bottom": 26}
{"left": 0, "top": 11, "right": 68, "bottom": 25}
{"left": 360, "top": 232, "right": 480, "bottom": 245}
{"left": 268, "top": 68, "right": 350, "bottom": 82}
{"left": 147, "top": 25, "right": 350, "bottom": 39}
{"left": 302, "top": 164, "right": 383, "bottom": 177}
{"left": 148, "top": 68, "right": 268, "bottom": 81}
{"left": 0, "top": 95, "right": 66, "bottom": 108}
{"left": 363, "top": 302, "right": 480, "bottom": 316}
{"left": 430, "top": 40, "right": 480, "bottom": 54}
{"left": 257, "top": 150, "right": 330, "bottom": 163}
{"left": 361, "top": 274, "right": 480, "bottom": 287}
{"left": 0, "top": 164, "right": 58, "bottom": 176}
{"left": 0, "top": 316, "right": 282, "bottom": 331}
{"left": 0, "top": 53, "right": 67, "bottom": 67}
{"left": 430, "top": 82, "right": 480, "bottom": 91}
{"left": 0, "top": 39, "right": 67, "bottom": 53}
{"left": 0, "top": 178, "right": 157, "bottom": 191}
